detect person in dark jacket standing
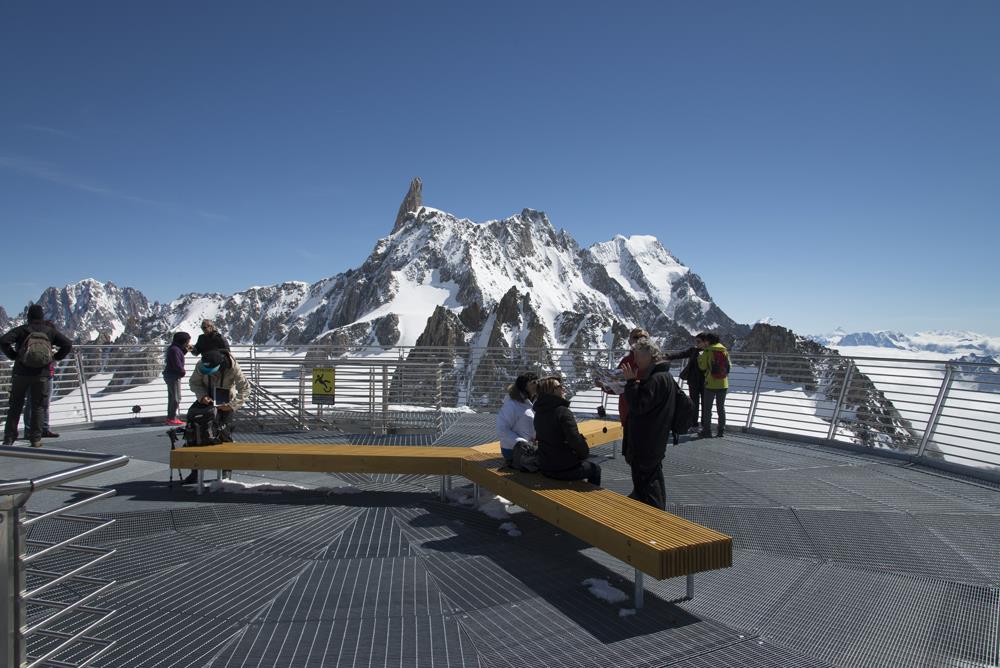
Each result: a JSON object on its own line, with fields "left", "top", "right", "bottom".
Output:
{"left": 191, "top": 320, "right": 229, "bottom": 356}
{"left": 598, "top": 327, "right": 647, "bottom": 464}
{"left": 164, "top": 332, "right": 192, "bottom": 426}
{"left": 533, "top": 377, "right": 601, "bottom": 486}
{"left": 1, "top": 305, "right": 73, "bottom": 447}
{"left": 622, "top": 339, "right": 676, "bottom": 509}
{"left": 665, "top": 341, "right": 704, "bottom": 430}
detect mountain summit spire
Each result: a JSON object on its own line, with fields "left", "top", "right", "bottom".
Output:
{"left": 392, "top": 177, "right": 423, "bottom": 233}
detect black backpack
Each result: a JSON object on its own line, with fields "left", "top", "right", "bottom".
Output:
{"left": 184, "top": 402, "right": 222, "bottom": 446}
{"left": 511, "top": 439, "right": 540, "bottom": 473}
{"left": 670, "top": 377, "right": 697, "bottom": 444}
{"left": 18, "top": 330, "right": 53, "bottom": 368}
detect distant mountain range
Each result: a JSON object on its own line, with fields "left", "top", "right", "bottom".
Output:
{"left": 0, "top": 178, "right": 747, "bottom": 351}
{"left": 808, "top": 329, "right": 1000, "bottom": 359}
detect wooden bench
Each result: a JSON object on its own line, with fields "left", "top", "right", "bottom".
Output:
{"left": 169, "top": 419, "right": 732, "bottom": 607}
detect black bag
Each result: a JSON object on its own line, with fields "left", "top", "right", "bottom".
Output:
{"left": 511, "top": 439, "right": 540, "bottom": 473}
{"left": 670, "top": 377, "right": 697, "bottom": 444}
{"left": 184, "top": 402, "right": 222, "bottom": 446}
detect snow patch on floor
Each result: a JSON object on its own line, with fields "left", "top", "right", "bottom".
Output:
{"left": 582, "top": 578, "right": 629, "bottom": 604}
{"left": 208, "top": 479, "right": 362, "bottom": 495}
{"left": 498, "top": 521, "right": 521, "bottom": 537}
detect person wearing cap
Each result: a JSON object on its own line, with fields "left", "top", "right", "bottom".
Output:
{"left": 191, "top": 320, "right": 230, "bottom": 356}
{"left": 188, "top": 348, "right": 249, "bottom": 439}
{"left": 189, "top": 350, "right": 250, "bottom": 436}
{"left": 496, "top": 372, "right": 538, "bottom": 464}
{"left": 1, "top": 305, "right": 73, "bottom": 447}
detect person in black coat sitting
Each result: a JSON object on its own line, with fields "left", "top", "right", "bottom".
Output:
{"left": 191, "top": 320, "right": 230, "bottom": 356}
{"left": 533, "top": 377, "right": 601, "bottom": 486}
{"left": 622, "top": 338, "right": 676, "bottom": 509}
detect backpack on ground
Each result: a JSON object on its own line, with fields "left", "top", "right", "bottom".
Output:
{"left": 184, "top": 402, "right": 222, "bottom": 446}
{"left": 511, "top": 439, "right": 540, "bottom": 473}
{"left": 18, "top": 330, "right": 53, "bottom": 368}
{"left": 709, "top": 349, "right": 731, "bottom": 380}
{"left": 670, "top": 376, "right": 697, "bottom": 445}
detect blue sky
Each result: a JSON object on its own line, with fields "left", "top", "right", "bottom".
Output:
{"left": 1, "top": 1, "right": 998, "bottom": 335}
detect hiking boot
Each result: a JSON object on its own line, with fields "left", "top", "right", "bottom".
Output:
{"left": 716, "top": 429, "right": 725, "bottom": 438}
{"left": 41, "top": 430, "right": 59, "bottom": 438}
{"left": 697, "top": 430, "right": 713, "bottom": 439}
{"left": 30, "top": 440, "right": 43, "bottom": 448}
{"left": 181, "top": 471, "right": 199, "bottom": 485}
{"left": 2, "top": 438, "right": 14, "bottom": 446}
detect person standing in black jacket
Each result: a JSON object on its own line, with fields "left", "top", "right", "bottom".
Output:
{"left": 191, "top": 320, "right": 229, "bottom": 356}
{"left": 665, "top": 343, "right": 704, "bottom": 429}
{"left": 1, "top": 305, "right": 73, "bottom": 447}
{"left": 533, "top": 377, "right": 601, "bottom": 486}
{"left": 622, "top": 338, "right": 676, "bottom": 509}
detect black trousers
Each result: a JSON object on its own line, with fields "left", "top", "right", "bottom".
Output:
{"left": 543, "top": 461, "right": 602, "bottom": 486}
{"left": 689, "top": 384, "right": 703, "bottom": 425}
{"left": 701, "top": 388, "right": 727, "bottom": 432}
{"left": 5, "top": 374, "right": 48, "bottom": 442}
{"left": 630, "top": 461, "right": 666, "bottom": 509}
{"left": 23, "top": 375, "right": 52, "bottom": 433}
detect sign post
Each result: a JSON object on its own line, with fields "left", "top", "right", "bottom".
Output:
{"left": 312, "top": 367, "right": 336, "bottom": 405}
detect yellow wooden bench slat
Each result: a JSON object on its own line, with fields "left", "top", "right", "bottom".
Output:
{"left": 171, "top": 444, "right": 467, "bottom": 475}
{"left": 468, "top": 419, "right": 622, "bottom": 454}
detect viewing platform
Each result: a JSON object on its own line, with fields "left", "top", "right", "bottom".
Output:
{"left": 1, "top": 346, "right": 998, "bottom": 667}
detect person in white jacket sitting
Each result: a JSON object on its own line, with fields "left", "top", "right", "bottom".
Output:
{"left": 497, "top": 372, "right": 539, "bottom": 464}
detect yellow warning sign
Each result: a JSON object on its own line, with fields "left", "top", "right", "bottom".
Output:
{"left": 312, "top": 367, "right": 335, "bottom": 405}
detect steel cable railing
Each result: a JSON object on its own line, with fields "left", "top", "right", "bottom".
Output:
{"left": 0, "top": 344, "right": 997, "bottom": 471}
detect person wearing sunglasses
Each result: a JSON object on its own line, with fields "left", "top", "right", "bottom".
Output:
{"left": 532, "top": 376, "right": 601, "bottom": 486}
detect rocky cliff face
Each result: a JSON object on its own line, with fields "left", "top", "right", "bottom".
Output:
{"left": 733, "top": 323, "right": 919, "bottom": 451}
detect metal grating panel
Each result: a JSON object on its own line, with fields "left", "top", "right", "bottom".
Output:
{"left": 434, "top": 413, "right": 500, "bottom": 447}
{"left": 104, "top": 549, "right": 310, "bottom": 622}
{"left": 720, "top": 467, "right": 894, "bottom": 510}
{"left": 912, "top": 512, "right": 1000, "bottom": 584}
{"left": 324, "top": 507, "right": 414, "bottom": 558}
{"left": 38, "top": 607, "right": 245, "bottom": 668}
{"left": 261, "top": 556, "right": 453, "bottom": 622}
{"left": 666, "top": 638, "right": 837, "bottom": 667}
{"left": 794, "top": 509, "right": 993, "bottom": 584}
{"left": 666, "top": 504, "right": 819, "bottom": 559}
{"left": 217, "top": 616, "right": 482, "bottom": 668}
{"left": 663, "top": 473, "right": 779, "bottom": 506}
{"left": 456, "top": 596, "right": 743, "bottom": 668}
{"left": 762, "top": 563, "right": 1000, "bottom": 668}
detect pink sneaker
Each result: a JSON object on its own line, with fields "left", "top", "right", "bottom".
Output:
{"left": 165, "top": 418, "right": 185, "bottom": 426}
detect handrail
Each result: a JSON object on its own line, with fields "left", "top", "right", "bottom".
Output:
{"left": 1, "top": 447, "right": 128, "bottom": 668}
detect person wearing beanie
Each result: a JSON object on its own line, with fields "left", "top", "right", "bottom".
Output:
{"left": 163, "top": 331, "right": 192, "bottom": 426}
{"left": 0, "top": 304, "right": 73, "bottom": 447}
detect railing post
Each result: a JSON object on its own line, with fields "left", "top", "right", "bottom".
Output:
{"left": 250, "top": 345, "right": 259, "bottom": 421}
{"left": 436, "top": 363, "right": 444, "bottom": 433}
{"left": 827, "top": 359, "right": 856, "bottom": 441}
{"left": 917, "top": 364, "right": 954, "bottom": 458}
{"left": 1, "top": 493, "right": 28, "bottom": 668}
{"left": 744, "top": 353, "right": 767, "bottom": 429}
{"left": 73, "top": 352, "right": 94, "bottom": 424}
{"left": 381, "top": 364, "right": 389, "bottom": 434}
{"left": 297, "top": 364, "right": 306, "bottom": 430}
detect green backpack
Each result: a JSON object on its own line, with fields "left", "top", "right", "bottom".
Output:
{"left": 18, "top": 330, "right": 53, "bottom": 368}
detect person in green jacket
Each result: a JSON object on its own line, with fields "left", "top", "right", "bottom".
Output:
{"left": 696, "top": 332, "right": 731, "bottom": 438}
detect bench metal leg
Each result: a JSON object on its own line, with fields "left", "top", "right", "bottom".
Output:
{"left": 634, "top": 568, "right": 644, "bottom": 609}
{"left": 196, "top": 470, "right": 204, "bottom": 496}
{"left": 473, "top": 483, "right": 480, "bottom": 500}
{"left": 439, "top": 476, "right": 446, "bottom": 501}
{"left": 216, "top": 469, "right": 223, "bottom": 484}
{"left": 686, "top": 574, "right": 694, "bottom": 600}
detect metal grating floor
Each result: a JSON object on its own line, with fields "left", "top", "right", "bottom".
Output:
{"left": 21, "top": 420, "right": 1000, "bottom": 667}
